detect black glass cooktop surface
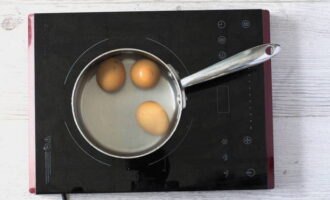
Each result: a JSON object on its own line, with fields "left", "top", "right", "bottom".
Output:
{"left": 30, "top": 10, "right": 274, "bottom": 194}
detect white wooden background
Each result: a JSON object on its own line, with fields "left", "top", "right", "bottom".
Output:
{"left": 1, "top": 0, "right": 330, "bottom": 199}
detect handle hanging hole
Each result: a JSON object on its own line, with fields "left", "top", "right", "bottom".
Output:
{"left": 265, "top": 45, "right": 274, "bottom": 55}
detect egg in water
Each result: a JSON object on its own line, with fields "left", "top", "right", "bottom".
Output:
{"left": 136, "top": 101, "right": 170, "bottom": 135}
{"left": 96, "top": 58, "right": 126, "bottom": 92}
{"left": 130, "top": 59, "right": 161, "bottom": 89}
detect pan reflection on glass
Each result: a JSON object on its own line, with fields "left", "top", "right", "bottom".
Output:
{"left": 73, "top": 51, "right": 181, "bottom": 158}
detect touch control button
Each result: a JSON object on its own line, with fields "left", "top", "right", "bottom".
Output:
{"left": 220, "top": 138, "right": 228, "bottom": 145}
{"left": 223, "top": 169, "right": 230, "bottom": 178}
{"left": 218, "top": 51, "right": 227, "bottom": 60}
{"left": 241, "top": 19, "right": 251, "bottom": 29}
{"left": 246, "top": 168, "right": 256, "bottom": 177}
{"left": 222, "top": 153, "right": 228, "bottom": 162}
{"left": 217, "top": 20, "right": 226, "bottom": 29}
{"left": 217, "top": 36, "right": 226, "bottom": 44}
{"left": 243, "top": 136, "right": 253, "bottom": 145}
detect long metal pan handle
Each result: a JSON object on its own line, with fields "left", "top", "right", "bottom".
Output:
{"left": 180, "top": 43, "right": 281, "bottom": 88}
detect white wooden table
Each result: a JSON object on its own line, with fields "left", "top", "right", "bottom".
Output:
{"left": 1, "top": 1, "right": 330, "bottom": 199}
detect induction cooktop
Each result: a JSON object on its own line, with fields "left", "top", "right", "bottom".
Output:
{"left": 28, "top": 9, "right": 274, "bottom": 194}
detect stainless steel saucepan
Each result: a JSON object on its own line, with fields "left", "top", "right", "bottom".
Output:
{"left": 72, "top": 43, "right": 281, "bottom": 159}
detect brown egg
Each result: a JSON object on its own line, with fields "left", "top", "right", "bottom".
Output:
{"left": 136, "top": 101, "right": 169, "bottom": 135}
{"left": 96, "top": 58, "right": 126, "bottom": 92}
{"left": 130, "top": 59, "right": 161, "bottom": 89}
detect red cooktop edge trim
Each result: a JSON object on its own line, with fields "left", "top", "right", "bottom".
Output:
{"left": 28, "top": 13, "right": 36, "bottom": 194}
{"left": 262, "top": 10, "right": 275, "bottom": 189}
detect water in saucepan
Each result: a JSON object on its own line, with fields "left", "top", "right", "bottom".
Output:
{"left": 76, "top": 53, "right": 178, "bottom": 157}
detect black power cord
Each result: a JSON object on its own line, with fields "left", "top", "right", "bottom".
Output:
{"left": 61, "top": 193, "right": 68, "bottom": 200}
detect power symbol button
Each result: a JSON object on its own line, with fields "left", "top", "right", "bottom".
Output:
{"left": 217, "top": 20, "right": 226, "bottom": 29}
